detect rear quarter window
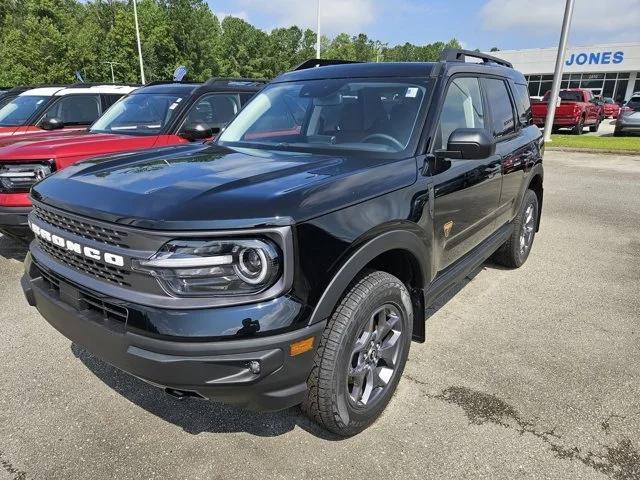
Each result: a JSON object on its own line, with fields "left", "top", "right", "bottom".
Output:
{"left": 513, "top": 83, "right": 533, "bottom": 127}
{"left": 482, "top": 78, "right": 516, "bottom": 138}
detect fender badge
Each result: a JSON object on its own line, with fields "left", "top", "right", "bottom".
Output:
{"left": 443, "top": 221, "right": 453, "bottom": 238}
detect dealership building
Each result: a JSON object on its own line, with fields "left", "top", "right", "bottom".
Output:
{"left": 493, "top": 42, "right": 640, "bottom": 103}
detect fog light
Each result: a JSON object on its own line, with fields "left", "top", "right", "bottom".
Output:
{"left": 248, "top": 360, "right": 261, "bottom": 374}
{"left": 289, "top": 337, "right": 315, "bottom": 356}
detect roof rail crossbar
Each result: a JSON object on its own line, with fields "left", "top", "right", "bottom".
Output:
{"left": 439, "top": 48, "right": 513, "bottom": 69}
{"left": 294, "top": 59, "right": 363, "bottom": 71}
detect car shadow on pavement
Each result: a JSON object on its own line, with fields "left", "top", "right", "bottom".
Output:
{"left": 0, "top": 234, "right": 28, "bottom": 262}
{"left": 71, "top": 343, "right": 341, "bottom": 440}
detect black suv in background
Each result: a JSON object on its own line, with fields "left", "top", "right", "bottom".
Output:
{"left": 22, "top": 50, "right": 543, "bottom": 436}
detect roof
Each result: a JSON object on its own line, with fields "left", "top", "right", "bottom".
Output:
{"left": 131, "top": 78, "right": 265, "bottom": 96}
{"left": 20, "top": 85, "right": 138, "bottom": 97}
{"left": 274, "top": 62, "right": 436, "bottom": 83}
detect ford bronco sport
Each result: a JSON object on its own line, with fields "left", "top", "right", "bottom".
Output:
{"left": 22, "top": 50, "right": 544, "bottom": 436}
{"left": 0, "top": 79, "right": 263, "bottom": 241}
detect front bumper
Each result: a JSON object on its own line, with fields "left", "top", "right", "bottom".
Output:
{"left": 0, "top": 206, "right": 32, "bottom": 241}
{"left": 22, "top": 254, "right": 325, "bottom": 411}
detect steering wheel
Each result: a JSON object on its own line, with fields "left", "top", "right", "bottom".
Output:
{"left": 361, "top": 133, "right": 404, "bottom": 150}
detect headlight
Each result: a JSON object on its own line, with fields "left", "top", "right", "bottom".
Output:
{"left": 0, "top": 161, "right": 54, "bottom": 192}
{"left": 133, "top": 238, "right": 281, "bottom": 297}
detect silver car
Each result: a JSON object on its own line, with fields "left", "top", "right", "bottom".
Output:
{"left": 615, "top": 95, "right": 640, "bottom": 135}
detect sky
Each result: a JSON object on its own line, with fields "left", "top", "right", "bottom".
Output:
{"left": 209, "top": 0, "right": 639, "bottom": 51}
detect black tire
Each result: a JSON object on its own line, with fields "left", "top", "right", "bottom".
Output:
{"left": 492, "top": 189, "right": 539, "bottom": 268}
{"left": 614, "top": 127, "right": 623, "bottom": 136}
{"left": 302, "top": 270, "right": 413, "bottom": 436}
{"left": 551, "top": 126, "right": 560, "bottom": 134}
{"left": 573, "top": 116, "right": 585, "bottom": 135}
{"left": 589, "top": 118, "right": 600, "bottom": 132}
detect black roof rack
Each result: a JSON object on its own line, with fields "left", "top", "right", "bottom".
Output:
{"left": 439, "top": 48, "right": 513, "bottom": 69}
{"left": 204, "top": 77, "right": 268, "bottom": 86}
{"left": 294, "top": 59, "right": 363, "bottom": 71}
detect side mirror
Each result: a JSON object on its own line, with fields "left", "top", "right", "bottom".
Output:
{"left": 436, "top": 128, "right": 495, "bottom": 160}
{"left": 179, "top": 123, "right": 221, "bottom": 141}
{"left": 40, "top": 117, "right": 64, "bottom": 131}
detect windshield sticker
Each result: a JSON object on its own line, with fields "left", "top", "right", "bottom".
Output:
{"left": 405, "top": 87, "right": 419, "bottom": 98}
{"left": 169, "top": 103, "right": 179, "bottom": 110}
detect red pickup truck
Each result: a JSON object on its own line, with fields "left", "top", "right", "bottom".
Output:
{"left": 0, "top": 78, "right": 264, "bottom": 240}
{"left": 531, "top": 88, "right": 602, "bottom": 134}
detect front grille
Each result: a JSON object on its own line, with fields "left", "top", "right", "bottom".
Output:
{"left": 37, "top": 264, "right": 128, "bottom": 323}
{"left": 33, "top": 204, "right": 130, "bottom": 248}
{"left": 38, "top": 239, "right": 131, "bottom": 287}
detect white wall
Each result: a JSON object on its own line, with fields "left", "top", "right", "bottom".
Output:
{"left": 491, "top": 42, "right": 640, "bottom": 75}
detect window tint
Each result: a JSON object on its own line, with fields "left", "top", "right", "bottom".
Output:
{"left": 483, "top": 78, "right": 515, "bottom": 137}
{"left": 102, "top": 94, "right": 124, "bottom": 111}
{"left": 513, "top": 83, "right": 532, "bottom": 127}
{"left": 437, "top": 77, "right": 484, "bottom": 149}
{"left": 43, "top": 95, "right": 101, "bottom": 125}
{"left": 182, "top": 93, "right": 242, "bottom": 130}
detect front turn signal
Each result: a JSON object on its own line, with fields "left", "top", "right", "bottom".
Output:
{"left": 289, "top": 337, "right": 315, "bottom": 356}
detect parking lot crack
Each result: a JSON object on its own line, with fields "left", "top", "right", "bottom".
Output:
{"left": 418, "top": 385, "right": 640, "bottom": 480}
{"left": 0, "top": 451, "right": 28, "bottom": 480}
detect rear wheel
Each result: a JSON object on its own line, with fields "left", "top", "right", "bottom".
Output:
{"left": 302, "top": 270, "right": 412, "bottom": 436}
{"left": 573, "top": 116, "right": 585, "bottom": 135}
{"left": 493, "top": 189, "right": 539, "bottom": 268}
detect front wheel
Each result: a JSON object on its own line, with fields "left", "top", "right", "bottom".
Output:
{"left": 493, "top": 189, "right": 539, "bottom": 268}
{"left": 302, "top": 271, "right": 413, "bottom": 436}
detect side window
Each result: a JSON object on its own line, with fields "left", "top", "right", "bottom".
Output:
{"left": 182, "top": 93, "right": 241, "bottom": 130}
{"left": 42, "top": 95, "right": 101, "bottom": 126}
{"left": 483, "top": 78, "right": 516, "bottom": 137}
{"left": 437, "top": 77, "right": 484, "bottom": 149}
{"left": 102, "top": 94, "right": 124, "bottom": 111}
{"left": 513, "top": 83, "right": 533, "bottom": 127}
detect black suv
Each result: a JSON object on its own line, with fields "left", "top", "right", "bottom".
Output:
{"left": 21, "top": 50, "right": 543, "bottom": 436}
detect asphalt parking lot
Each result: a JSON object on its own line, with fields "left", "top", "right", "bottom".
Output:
{"left": 0, "top": 150, "right": 639, "bottom": 480}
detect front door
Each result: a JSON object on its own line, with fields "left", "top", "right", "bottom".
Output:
{"left": 430, "top": 76, "right": 502, "bottom": 271}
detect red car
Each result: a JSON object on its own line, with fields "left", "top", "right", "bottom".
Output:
{"left": 531, "top": 88, "right": 602, "bottom": 134}
{"left": 0, "top": 78, "right": 264, "bottom": 240}
{"left": 602, "top": 97, "right": 621, "bottom": 118}
{"left": 0, "top": 84, "right": 137, "bottom": 138}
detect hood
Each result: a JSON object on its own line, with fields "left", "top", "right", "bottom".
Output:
{"left": 0, "top": 125, "right": 19, "bottom": 137}
{"left": 0, "top": 131, "right": 158, "bottom": 161}
{"left": 32, "top": 144, "right": 418, "bottom": 230}
{"left": 0, "top": 129, "right": 85, "bottom": 149}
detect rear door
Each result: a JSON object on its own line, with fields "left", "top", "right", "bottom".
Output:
{"left": 431, "top": 75, "right": 502, "bottom": 271}
{"left": 483, "top": 78, "right": 536, "bottom": 227}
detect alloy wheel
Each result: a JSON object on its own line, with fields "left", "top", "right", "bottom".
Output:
{"left": 347, "top": 304, "right": 403, "bottom": 407}
{"left": 519, "top": 204, "right": 536, "bottom": 255}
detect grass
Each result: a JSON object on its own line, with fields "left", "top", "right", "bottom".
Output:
{"left": 549, "top": 134, "right": 640, "bottom": 152}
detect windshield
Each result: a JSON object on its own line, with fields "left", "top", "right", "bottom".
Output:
{"left": 543, "top": 90, "right": 583, "bottom": 102}
{"left": 0, "top": 95, "right": 49, "bottom": 126}
{"left": 218, "top": 78, "right": 428, "bottom": 155}
{"left": 91, "top": 93, "right": 183, "bottom": 134}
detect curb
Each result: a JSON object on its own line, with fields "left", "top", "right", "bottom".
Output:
{"left": 546, "top": 147, "right": 640, "bottom": 156}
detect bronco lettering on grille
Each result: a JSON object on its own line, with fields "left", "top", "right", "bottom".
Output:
{"left": 29, "top": 221, "right": 125, "bottom": 267}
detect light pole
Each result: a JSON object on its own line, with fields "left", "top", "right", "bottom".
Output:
{"left": 316, "top": 0, "right": 321, "bottom": 59}
{"left": 103, "top": 61, "right": 121, "bottom": 83}
{"left": 132, "top": 0, "right": 146, "bottom": 84}
{"left": 543, "top": 0, "right": 575, "bottom": 143}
